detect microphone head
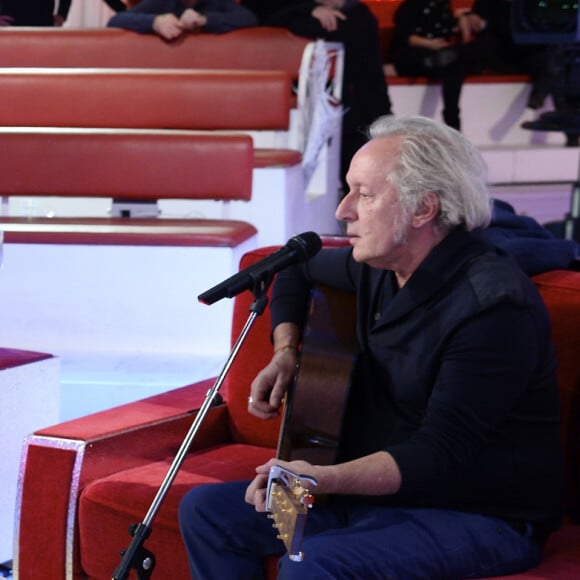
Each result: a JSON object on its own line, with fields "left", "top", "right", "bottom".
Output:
{"left": 287, "top": 231, "right": 322, "bottom": 261}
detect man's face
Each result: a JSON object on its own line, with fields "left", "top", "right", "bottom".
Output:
{"left": 336, "top": 136, "right": 410, "bottom": 270}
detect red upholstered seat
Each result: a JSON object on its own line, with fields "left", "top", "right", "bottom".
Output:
{"left": 0, "top": 69, "right": 292, "bottom": 131}
{"left": 79, "top": 445, "right": 275, "bottom": 578}
{"left": 0, "top": 347, "right": 53, "bottom": 370}
{"left": 15, "top": 247, "right": 580, "bottom": 579}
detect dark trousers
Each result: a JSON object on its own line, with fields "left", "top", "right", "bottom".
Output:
{"left": 2, "top": 0, "right": 55, "bottom": 25}
{"left": 282, "top": 4, "right": 392, "bottom": 190}
{"left": 178, "top": 479, "right": 543, "bottom": 579}
{"left": 395, "top": 39, "right": 489, "bottom": 130}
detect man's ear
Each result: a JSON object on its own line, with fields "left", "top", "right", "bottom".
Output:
{"left": 412, "top": 191, "right": 440, "bottom": 227}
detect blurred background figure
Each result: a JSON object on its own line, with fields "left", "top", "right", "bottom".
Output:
{"left": 392, "top": 0, "right": 489, "bottom": 131}
{"left": 108, "top": 0, "right": 257, "bottom": 39}
{"left": 468, "top": 0, "right": 551, "bottom": 109}
{"left": 241, "top": 0, "right": 393, "bottom": 195}
{"left": 1, "top": 0, "right": 70, "bottom": 26}
{"left": 0, "top": 0, "right": 126, "bottom": 27}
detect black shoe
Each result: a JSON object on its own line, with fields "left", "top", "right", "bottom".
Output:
{"left": 527, "top": 89, "right": 547, "bottom": 110}
{"left": 522, "top": 110, "right": 580, "bottom": 132}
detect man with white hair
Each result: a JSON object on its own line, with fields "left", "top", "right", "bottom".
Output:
{"left": 179, "top": 115, "right": 564, "bottom": 579}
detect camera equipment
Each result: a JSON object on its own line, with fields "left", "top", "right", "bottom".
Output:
{"left": 512, "top": 0, "right": 579, "bottom": 44}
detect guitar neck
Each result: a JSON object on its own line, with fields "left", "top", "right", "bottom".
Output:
{"left": 268, "top": 284, "right": 357, "bottom": 562}
{"left": 277, "top": 283, "right": 358, "bottom": 465}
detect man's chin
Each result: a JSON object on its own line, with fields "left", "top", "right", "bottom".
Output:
{"left": 351, "top": 246, "right": 366, "bottom": 263}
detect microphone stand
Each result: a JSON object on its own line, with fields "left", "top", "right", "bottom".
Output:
{"left": 112, "top": 271, "right": 274, "bottom": 579}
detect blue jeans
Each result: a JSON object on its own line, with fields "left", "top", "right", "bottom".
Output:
{"left": 178, "top": 480, "right": 542, "bottom": 580}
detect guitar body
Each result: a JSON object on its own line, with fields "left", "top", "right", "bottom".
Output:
{"left": 276, "top": 284, "right": 358, "bottom": 465}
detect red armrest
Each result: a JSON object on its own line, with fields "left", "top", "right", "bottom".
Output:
{"left": 15, "top": 379, "right": 231, "bottom": 579}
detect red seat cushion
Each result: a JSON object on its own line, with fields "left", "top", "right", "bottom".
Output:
{"left": 79, "top": 443, "right": 275, "bottom": 579}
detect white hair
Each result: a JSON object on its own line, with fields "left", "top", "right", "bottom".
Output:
{"left": 368, "top": 115, "right": 492, "bottom": 231}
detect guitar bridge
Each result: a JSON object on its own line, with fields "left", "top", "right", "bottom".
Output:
{"left": 266, "top": 466, "right": 317, "bottom": 562}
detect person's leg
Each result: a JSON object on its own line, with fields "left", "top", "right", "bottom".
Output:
{"left": 277, "top": 505, "right": 542, "bottom": 580}
{"left": 286, "top": 6, "right": 391, "bottom": 193}
{"left": 178, "top": 480, "right": 283, "bottom": 580}
{"left": 441, "top": 67, "right": 464, "bottom": 131}
{"left": 396, "top": 48, "right": 462, "bottom": 131}
{"left": 179, "top": 479, "right": 355, "bottom": 579}
{"left": 335, "top": 4, "right": 393, "bottom": 193}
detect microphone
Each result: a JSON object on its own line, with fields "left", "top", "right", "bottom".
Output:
{"left": 198, "top": 231, "right": 322, "bottom": 305}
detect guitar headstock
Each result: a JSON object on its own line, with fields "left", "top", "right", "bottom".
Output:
{"left": 266, "top": 466, "right": 317, "bottom": 562}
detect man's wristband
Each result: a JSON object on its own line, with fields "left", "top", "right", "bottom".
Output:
{"left": 274, "top": 344, "right": 299, "bottom": 354}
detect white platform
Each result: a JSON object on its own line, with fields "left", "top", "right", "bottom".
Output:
{"left": 389, "top": 80, "right": 568, "bottom": 148}
{"left": 0, "top": 239, "right": 257, "bottom": 422}
{"left": 0, "top": 354, "right": 60, "bottom": 563}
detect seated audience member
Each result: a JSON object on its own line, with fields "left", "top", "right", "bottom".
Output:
{"left": 178, "top": 114, "right": 564, "bottom": 579}
{"left": 54, "top": 0, "right": 127, "bottom": 26}
{"left": 241, "top": 0, "right": 393, "bottom": 194}
{"left": 466, "top": 0, "right": 551, "bottom": 109}
{"left": 465, "top": 1, "right": 579, "bottom": 144}
{"left": 108, "top": 0, "right": 257, "bottom": 39}
{"left": 392, "top": 0, "right": 489, "bottom": 130}
{"left": 1, "top": 0, "right": 70, "bottom": 26}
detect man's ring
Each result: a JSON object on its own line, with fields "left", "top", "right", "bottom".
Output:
{"left": 248, "top": 396, "right": 254, "bottom": 404}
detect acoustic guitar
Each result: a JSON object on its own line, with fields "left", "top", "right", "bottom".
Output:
{"left": 266, "top": 284, "right": 358, "bottom": 561}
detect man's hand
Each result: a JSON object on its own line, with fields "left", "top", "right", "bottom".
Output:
{"left": 152, "top": 13, "right": 185, "bottom": 40}
{"left": 312, "top": 5, "right": 346, "bottom": 32}
{"left": 180, "top": 8, "right": 207, "bottom": 32}
{"left": 245, "top": 458, "right": 319, "bottom": 512}
{"left": 245, "top": 470, "right": 270, "bottom": 511}
{"left": 457, "top": 11, "right": 486, "bottom": 43}
{"left": 247, "top": 348, "right": 298, "bottom": 419}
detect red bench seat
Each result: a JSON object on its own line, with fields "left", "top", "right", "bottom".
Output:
{"left": 0, "top": 68, "right": 292, "bottom": 131}
{"left": 0, "top": 27, "right": 309, "bottom": 78}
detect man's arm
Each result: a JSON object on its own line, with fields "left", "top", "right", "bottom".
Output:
{"left": 107, "top": 0, "right": 167, "bottom": 34}
{"left": 198, "top": 0, "right": 258, "bottom": 34}
{"left": 249, "top": 247, "right": 358, "bottom": 418}
{"left": 246, "top": 451, "right": 402, "bottom": 511}
{"left": 248, "top": 322, "right": 302, "bottom": 419}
